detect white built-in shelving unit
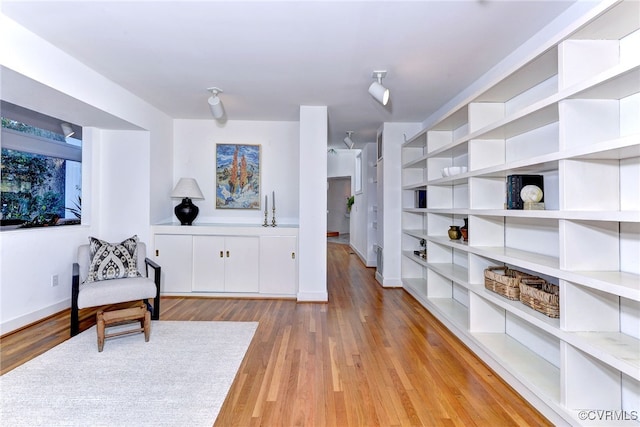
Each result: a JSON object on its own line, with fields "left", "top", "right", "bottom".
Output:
{"left": 400, "top": 2, "right": 640, "bottom": 425}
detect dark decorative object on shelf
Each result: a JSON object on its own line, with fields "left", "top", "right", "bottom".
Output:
{"left": 460, "top": 218, "right": 468, "bottom": 241}
{"left": 506, "top": 174, "right": 544, "bottom": 209}
{"left": 413, "top": 238, "right": 427, "bottom": 259}
{"left": 171, "top": 178, "right": 204, "bottom": 225}
{"left": 415, "top": 190, "right": 426, "bottom": 208}
{"left": 174, "top": 199, "right": 199, "bottom": 225}
{"left": 448, "top": 225, "right": 461, "bottom": 240}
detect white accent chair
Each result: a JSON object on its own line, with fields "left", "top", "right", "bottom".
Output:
{"left": 71, "top": 241, "right": 161, "bottom": 336}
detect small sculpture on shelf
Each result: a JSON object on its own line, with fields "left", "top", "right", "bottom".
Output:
{"left": 460, "top": 218, "right": 468, "bottom": 242}
{"left": 413, "top": 238, "right": 427, "bottom": 259}
{"left": 520, "top": 185, "right": 545, "bottom": 210}
{"left": 263, "top": 195, "right": 269, "bottom": 227}
{"left": 271, "top": 191, "right": 277, "bottom": 227}
{"left": 448, "top": 225, "right": 461, "bottom": 240}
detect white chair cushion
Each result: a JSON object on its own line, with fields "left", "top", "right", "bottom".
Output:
{"left": 77, "top": 276, "right": 157, "bottom": 309}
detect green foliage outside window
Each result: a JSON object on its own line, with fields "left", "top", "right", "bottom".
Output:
{"left": 1, "top": 148, "right": 66, "bottom": 223}
{"left": 1, "top": 117, "right": 65, "bottom": 141}
{"left": 1, "top": 116, "right": 80, "bottom": 227}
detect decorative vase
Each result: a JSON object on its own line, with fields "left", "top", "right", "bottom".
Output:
{"left": 448, "top": 225, "right": 461, "bottom": 240}
{"left": 174, "top": 197, "right": 200, "bottom": 225}
{"left": 460, "top": 218, "right": 468, "bottom": 242}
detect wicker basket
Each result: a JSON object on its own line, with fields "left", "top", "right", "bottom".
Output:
{"left": 484, "top": 266, "right": 535, "bottom": 301}
{"left": 519, "top": 278, "right": 560, "bottom": 318}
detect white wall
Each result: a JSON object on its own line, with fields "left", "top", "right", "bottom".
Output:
{"left": 328, "top": 149, "right": 357, "bottom": 179}
{"left": 97, "top": 130, "right": 152, "bottom": 244}
{"left": 172, "top": 119, "right": 300, "bottom": 225}
{"left": 0, "top": 14, "right": 173, "bottom": 333}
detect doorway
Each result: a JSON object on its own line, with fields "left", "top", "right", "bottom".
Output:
{"left": 327, "top": 176, "right": 351, "bottom": 244}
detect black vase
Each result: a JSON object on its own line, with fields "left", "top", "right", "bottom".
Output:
{"left": 174, "top": 198, "right": 199, "bottom": 225}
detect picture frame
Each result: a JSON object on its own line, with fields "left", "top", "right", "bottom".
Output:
{"left": 215, "top": 144, "right": 261, "bottom": 209}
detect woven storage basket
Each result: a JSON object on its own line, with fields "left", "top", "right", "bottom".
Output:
{"left": 484, "top": 266, "right": 535, "bottom": 300}
{"left": 519, "top": 278, "right": 560, "bottom": 318}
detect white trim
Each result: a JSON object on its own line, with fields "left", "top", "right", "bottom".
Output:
{"left": 1, "top": 127, "right": 81, "bottom": 161}
{"left": 296, "top": 291, "right": 328, "bottom": 302}
{"left": 0, "top": 299, "right": 69, "bottom": 335}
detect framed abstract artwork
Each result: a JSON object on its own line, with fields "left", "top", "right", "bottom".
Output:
{"left": 215, "top": 144, "right": 261, "bottom": 209}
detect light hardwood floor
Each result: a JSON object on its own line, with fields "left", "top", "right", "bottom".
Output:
{"left": 1, "top": 242, "right": 551, "bottom": 426}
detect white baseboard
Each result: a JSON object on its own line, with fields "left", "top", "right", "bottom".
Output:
{"left": 374, "top": 272, "right": 402, "bottom": 288}
{"left": 350, "top": 244, "right": 376, "bottom": 267}
{"left": 296, "top": 291, "right": 328, "bottom": 302}
{"left": 0, "top": 299, "right": 70, "bottom": 335}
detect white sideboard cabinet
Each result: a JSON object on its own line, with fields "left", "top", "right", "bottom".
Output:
{"left": 192, "top": 235, "right": 259, "bottom": 292}
{"left": 401, "top": 1, "right": 639, "bottom": 425}
{"left": 152, "top": 224, "right": 298, "bottom": 298}
{"left": 259, "top": 236, "right": 298, "bottom": 295}
{"left": 153, "top": 234, "right": 193, "bottom": 293}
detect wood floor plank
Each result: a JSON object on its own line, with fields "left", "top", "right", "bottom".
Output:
{"left": 0, "top": 242, "right": 551, "bottom": 426}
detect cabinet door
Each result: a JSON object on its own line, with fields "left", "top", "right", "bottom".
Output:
{"left": 192, "top": 235, "right": 225, "bottom": 292}
{"left": 259, "top": 236, "right": 298, "bottom": 295}
{"left": 154, "top": 234, "right": 193, "bottom": 293}
{"left": 224, "top": 236, "right": 259, "bottom": 292}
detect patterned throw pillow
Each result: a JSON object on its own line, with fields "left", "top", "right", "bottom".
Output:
{"left": 86, "top": 235, "right": 142, "bottom": 282}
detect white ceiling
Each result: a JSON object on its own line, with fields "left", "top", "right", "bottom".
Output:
{"left": 1, "top": 0, "right": 577, "bottom": 148}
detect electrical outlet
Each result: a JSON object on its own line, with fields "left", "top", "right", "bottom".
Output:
{"left": 51, "top": 274, "right": 59, "bottom": 287}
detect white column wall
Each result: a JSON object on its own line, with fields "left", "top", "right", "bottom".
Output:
{"left": 380, "top": 122, "right": 421, "bottom": 287}
{"left": 298, "top": 106, "right": 328, "bottom": 302}
{"left": 97, "top": 130, "right": 152, "bottom": 244}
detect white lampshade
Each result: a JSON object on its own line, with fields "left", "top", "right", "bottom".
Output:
{"left": 368, "top": 80, "right": 389, "bottom": 106}
{"left": 171, "top": 178, "right": 204, "bottom": 200}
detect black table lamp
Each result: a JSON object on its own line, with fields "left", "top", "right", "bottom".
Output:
{"left": 170, "top": 178, "right": 204, "bottom": 225}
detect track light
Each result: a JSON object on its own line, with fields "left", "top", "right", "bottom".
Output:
{"left": 61, "top": 123, "right": 74, "bottom": 138}
{"left": 207, "top": 87, "right": 225, "bottom": 119}
{"left": 343, "top": 131, "right": 355, "bottom": 149}
{"left": 368, "top": 70, "right": 389, "bottom": 106}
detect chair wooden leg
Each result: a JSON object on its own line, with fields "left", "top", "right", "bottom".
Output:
{"left": 144, "top": 310, "right": 151, "bottom": 342}
{"left": 96, "top": 311, "right": 105, "bottom": 352}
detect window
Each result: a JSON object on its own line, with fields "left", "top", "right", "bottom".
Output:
{"left": 1, "top": 102, "right": 82, "bottom": 229}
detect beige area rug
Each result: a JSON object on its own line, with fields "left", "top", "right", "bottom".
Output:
{"left": 0, "top": 321, "right": 258, "bottom": 426}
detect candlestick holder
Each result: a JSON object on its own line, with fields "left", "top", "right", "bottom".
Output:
{"left": 263, "top": 208, "right": 269, "bottom": 227}
{"left": 271, "top": 207, "right": 277, "bottom": 227}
